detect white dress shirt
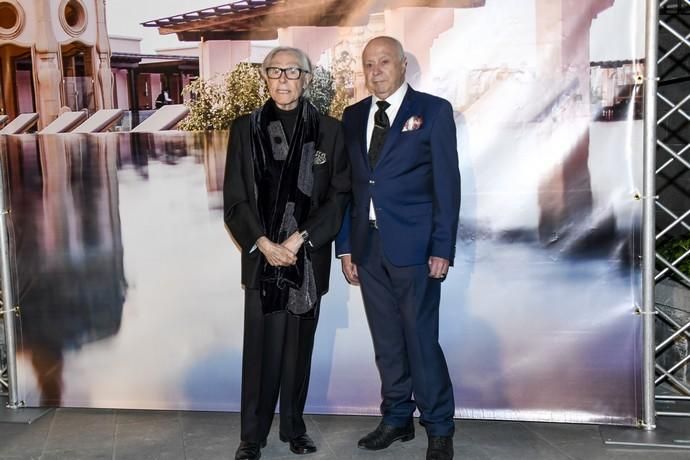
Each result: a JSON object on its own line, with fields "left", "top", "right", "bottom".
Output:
{"left": 367, "top": 83, "right": 409, "bottom": 220}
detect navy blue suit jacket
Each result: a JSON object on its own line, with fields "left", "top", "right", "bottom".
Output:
{"left": 335, "top": 87, "right": 460, "bottom": 267}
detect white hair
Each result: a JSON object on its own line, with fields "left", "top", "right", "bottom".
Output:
{"left": 261, "top": 46, "right": 313, "bottom": 76}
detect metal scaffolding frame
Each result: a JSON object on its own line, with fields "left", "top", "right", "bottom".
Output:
{"left": 604, "top": 2, "right": 690, "bottom": 445}
{"left": 654, "top": 0, "right": 690, "bottom": 418}
{"left": 642, "top": 0, "right": 661, "bottom": 431}
{"left": 0, "top": 141, "right": 20, "bottom": 409}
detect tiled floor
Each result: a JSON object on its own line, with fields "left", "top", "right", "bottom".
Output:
{"left": 1, "top": 406, "right": 689, "bottom": 460}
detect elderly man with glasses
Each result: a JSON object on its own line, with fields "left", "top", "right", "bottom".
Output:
{"left": 224, "top": 46, "right": 351, "bottom": 460}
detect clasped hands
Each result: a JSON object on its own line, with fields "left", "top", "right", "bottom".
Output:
{"left": 256, "top": 232, "right": 303, "bottom": 267}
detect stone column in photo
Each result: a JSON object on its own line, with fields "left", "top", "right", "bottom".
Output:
{"left": 1, "top": 46, "right": 17, "bottom": 119}
{"left": 94, "top": 0, "right": 114, "bottom": 110}
{"left": 33, "top": 0, "right": 63, "bottom": 128}
{"left": 535, "top": 0, "right": 614, "bottom": 244}
{"left": 277, "top": 27, "right": 340, "bottom": 68}
{"left": 199, "top": 39, "right": 250, "bottom": 81}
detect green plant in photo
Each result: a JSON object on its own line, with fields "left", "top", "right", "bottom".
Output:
{"left": 328, "top": 84, "right": 350, "bottom": 120}
{"left": 309, "top": 66, "right": 336, "bottom": 116}
{"left": 225, "top": 62, "right": 269, "bottom": 121}
{"left": 308, "top": 65, "right": 350, "bottom": 120}
{"left": 179, "top": 59, "right": 354, "bottom": 130}
{"left": 658, "top": 236, "right": 690, "bottom": 279}
{"left": 179, "top": 63, "right": 268, "bottom": 131}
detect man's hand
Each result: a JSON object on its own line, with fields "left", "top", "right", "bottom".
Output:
{"left": 428, "top": 256, "right": 449, "bottom": 280}
{"left": 257, "top": 236, "right": 297, "bottom": 267}
{"left": 341, "top": 254, "right": 360, "bottom": 286}
{"left": 281, "top": 231, "right": 304, "bottom": 255}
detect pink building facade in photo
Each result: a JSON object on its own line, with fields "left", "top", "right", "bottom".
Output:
{"left": 0, "top": 0, "right": 198, "bottom": 129}
{"left": 0, "top": 0, "right": 113, "bottom": 128}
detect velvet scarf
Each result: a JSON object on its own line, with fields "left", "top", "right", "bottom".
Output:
{"left": 250, "top": 98, "right": 320, "bottom": 316}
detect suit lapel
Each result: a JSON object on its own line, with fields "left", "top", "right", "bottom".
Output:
{"left": 375, "top": 87, "right": 416, "bottom": 168}
{"left": 358, "top": 97, "right": 372, "bottom": 166}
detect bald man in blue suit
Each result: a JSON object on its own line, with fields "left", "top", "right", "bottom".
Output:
{"left": 335, "top": 36, "right": 460, "bottom": 460}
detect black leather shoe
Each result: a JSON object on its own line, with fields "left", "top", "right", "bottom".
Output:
{"left": 357, "top": 420, "right": 415, "bottom": 450}
{"left": 234, "top": 440, "right": 266, "bottom": 460}
{"left": 426, "top": 436, "right": 453, "bottom": 460}
{"left": 279, "top": 433, "right": 317, "bottom": 455}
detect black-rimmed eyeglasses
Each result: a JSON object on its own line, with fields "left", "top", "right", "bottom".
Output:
{"left": 265, "top": 67, "right": 309, "bottom": 80}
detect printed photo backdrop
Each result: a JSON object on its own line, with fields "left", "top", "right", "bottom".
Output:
{"left": 7, "top": 0, "right": 645, "bottom": 425}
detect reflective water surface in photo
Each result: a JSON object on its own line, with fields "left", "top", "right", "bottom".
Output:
{"left": 2, "top": 126, "right": 641, "bottom": 424}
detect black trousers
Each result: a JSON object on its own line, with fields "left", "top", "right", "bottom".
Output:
{"left": 240, "top": 289, "right": 319, "bottom": 443}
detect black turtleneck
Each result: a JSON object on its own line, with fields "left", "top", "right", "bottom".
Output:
{"left": 275, "top": 102, "right": 299, "bottom": 145}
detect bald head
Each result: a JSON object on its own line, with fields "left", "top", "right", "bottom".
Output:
{"left": 364, "top": 36, "right": 405, "bottom": 61}
{"left": 362, "top": 36, "right": 407, "bottom": 100}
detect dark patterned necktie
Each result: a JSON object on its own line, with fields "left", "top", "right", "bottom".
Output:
{"left": 368, "top": 100, "right": 390, "bottom": 169}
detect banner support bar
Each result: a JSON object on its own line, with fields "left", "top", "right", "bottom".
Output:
{"left": 0, "top": 150, "right": 20, "bottom": 409}
{"left": 642, "top": 0, "right": 660, "bottom": 432}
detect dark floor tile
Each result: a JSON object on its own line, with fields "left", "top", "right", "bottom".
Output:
{"left": 43, "top": 409, "right": 116, "bottom": 453}
{"left": 182, "top": 413, "right": 245, "bottom": 460}
{"left": 183, "top": 420, "right": 238, "bottom": 441}
{"left": 399, "top": 435, "right": 490, "bottom": 460}
{"left": 522, "top": 421, "right": 602, "bottom": 445}
{"left": 184, "top": 445, "right": 235, "bottom": 460}
{"left": 183, "top": 426, "right": 237, "bottom": 460}
{"left": 179, "top": 411, "right": 240, "bottom": 428}
{"left": 0, "top": 412, "right": 53, "bottom": 458}
{"left": 320, "top": 428, "right": 415, "bottom": 460}
{"left": 527, "top": 420, "right": 690, "bottom": 460}
{"left": 460, "top": 420, "right": 572, "bottom": 460}
{"left": 116, "top": 409, "right": 180, "bottom": 426}
{"left": 39, "top": 447, "right": 113, "bottom": 460}
{"left": 0, "top": 457, "right": 40, "bottom": 460}
{"left": 558, "top": 444, "right": 690, "bottom": 460}
{"left": 114, "top": 448, "right": 185, "bottom": 460}
{"left": 50, "top": 408, "right": 115, "bottom": 419}
{"left": 4, "top": 406, "right": 690, "bottom": 460}
{"left": 261, "top": 451, "right": 337, "bottom": 460}
{"left": 181, "top": 411, "right": 239, "bottom": 459}
{"left": 114, "top": 415, "right": 185, "bottom": 460}
{"left": 310, "top": 414, "right": 379, "bottom": 436}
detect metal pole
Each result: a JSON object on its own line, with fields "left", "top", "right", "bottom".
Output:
{"left": 657, "top": 395, "right": 690, "bottom": 401}
{"left": 0, "top": 148, "right": 20, "bottom": 408}
{"left": 641, "top": 0, "right": 659, "bottom": 431}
